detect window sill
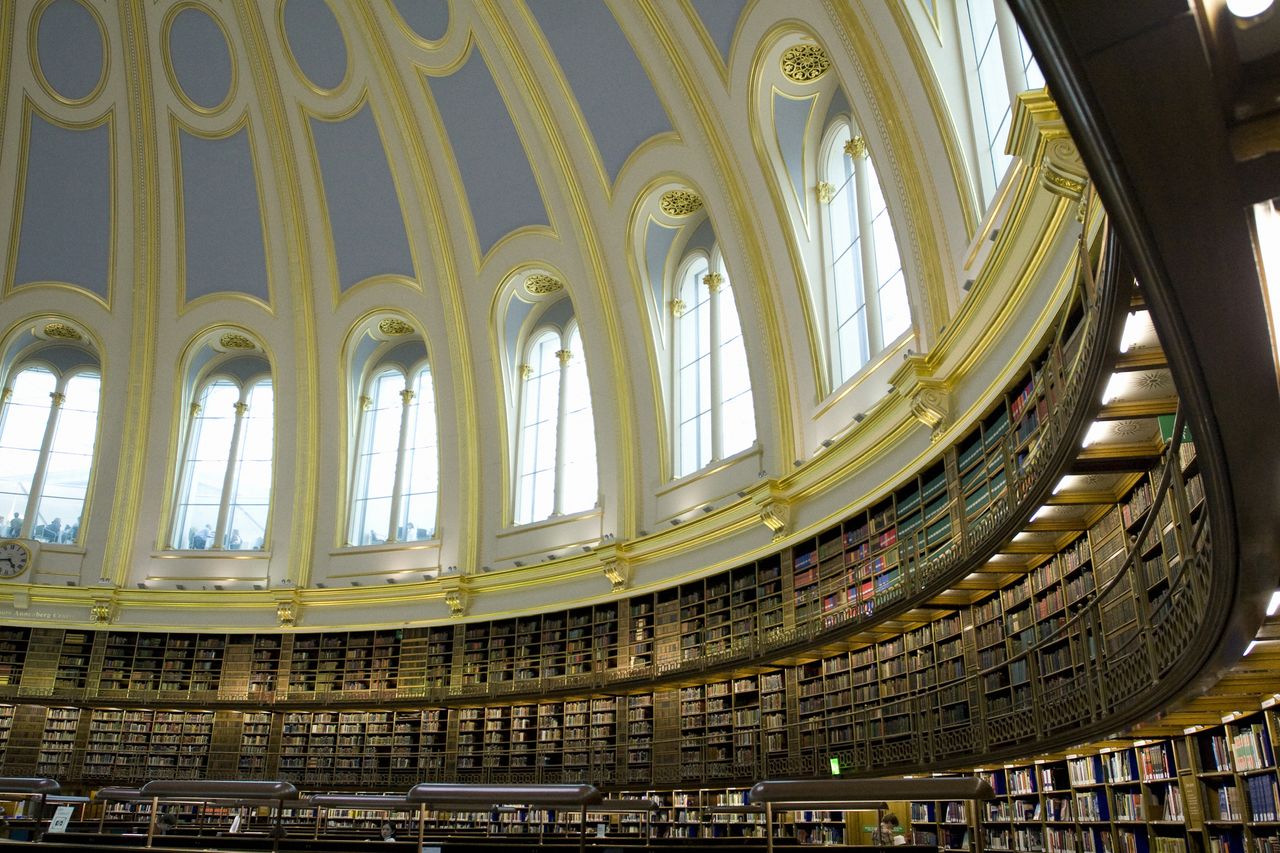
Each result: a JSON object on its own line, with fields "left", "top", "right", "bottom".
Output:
{"left": 330, "top": 539, "right": 440, "bottom": 557}
{"left": 152, "top": 549, "right": 271, "bottom": 560}
{"left": 656, "top": 442, "right": 763, "bottom": 496}
{"left": 497, "top": 506, "right": 603, "bottom": 538}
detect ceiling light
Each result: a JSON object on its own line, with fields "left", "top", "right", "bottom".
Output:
{"left": 1052, "top": 478, "right": 1069, "bottom": 495}
{"left": 1119, "top": 311, "right": 1140, "bottom": 353}
{"left": 1031, "top": 506, "right": 1050, "bottom": 521}
{"left": 1267, "top": 590, "right": 1280, "bottom": 616}
{"left": 1081, "top": 421, "right": 1108, "bottom": 448}
{"left": 1101, "top": 373, "right": 1124, "bottom": 405}
{"left": 1226, "top": 0, "right": 1274, "bottom": 18}
{"left": 1245, "top": 640, "right": 1258, "bottom": 656}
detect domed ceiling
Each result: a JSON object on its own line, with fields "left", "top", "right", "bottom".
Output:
{"left": 0, "top": 0, "right": 1083, "bottom": 628}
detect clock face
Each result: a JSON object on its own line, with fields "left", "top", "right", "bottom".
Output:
{"left": 0, "top": 540, "right": 31, "bottom": 578}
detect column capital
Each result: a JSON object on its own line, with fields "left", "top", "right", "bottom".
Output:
{"left": 702, "top": 272, "right": 724, "bottom": 292}
{"left": 670, "top": 298, "right": 687, "bottom": 317}
{"left": 234, "top": 401, "right": 249, "bottom": 416}
{"left": 816, "top": 181, "right": 836, "bottom": 204}
{"left": 49, "top": 392, "right": 66, "bottom": 408}
{"left": 844, "top": 135, "right": 868, "bottom": 159}
{"left": 400, "top": 389, "right": 415, "bottom": 405}
{"left": 359, "top": 394, "right": 373, "bottom": 412}
{"left": 555, "top": 349, "right": 573, "bottom": 366}
{"left": 519, "top": 363, "right": 534, "bottom": 380}
{"left": 1, "top": 387, "right": 11, "bottom": 404}
{"left": 189, "top": 402, "right": 203, "bottom": 418}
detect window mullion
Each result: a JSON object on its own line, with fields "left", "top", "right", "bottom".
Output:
{"left": 850, "top": 139, "right": 883, "bottom": 352}
{"left": 20, "top": 390, "right": 65, "bottom": 539}
{"left": 346, "top": 395, "right": 373, "bottom": 546}
{"left": 552, "top": 348, "right": 572, "bottom": 516}
{"left": 213, "top": 400, "right": 249, "bottom": 549}
{"left": 706, "top": 272, "right": 724, "bottom": 463}
{"left": 171, "top": 402, "right": 204, "bottom": 548}
{"left": 386, "top": 389, "right": 415, "bottom": 542}
{"left": 993, "top": 0, "right": 1029, "bottom": 104}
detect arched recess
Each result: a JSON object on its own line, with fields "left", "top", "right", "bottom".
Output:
{"left": 163, "top": 327, "right": 274, "bottom": 553}
{"left": 341, "top": 313, "right": 439, "bottom": 548}
{"left": 629, "top": 182, "right": 761, "bottom": 490}
{"left": 748, "top": 31, "right": 920, "bottom": 408}
{"left": 494, "top": 268, "right": 600, "bottom": 530}
{"left": 0, "top": 316, "right": 103, "bottom": 546}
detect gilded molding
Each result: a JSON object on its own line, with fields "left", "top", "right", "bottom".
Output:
{"left": 219, "top": 332, "right": 256, "bottom": 350}
{"left": 42, "top": 322, "right": 82, "bottom": 340}
{"left": 844, "top": 135, "right": 868, "bottom": 159}
{"left": 378, "top": 318, "right": 415, "bottom": 336}
{"left": 524, "top": 274, "right": 564, "bottom": 295}
{"left": 276, "top": 599, "right": 295, "bottom": 627}
{"left": 780, "top": 43, "right": 831, "bottom": 83}
{"left": 658, "top": 189, "right": 703, "bottom": 217}
{"left": 602, "top": 556, "right": 631, "bottom": 592}
{"left": 444, "top": 588, "right": 468, "bottom": 618}
{"left": 90, "top": 598, "right": 114, "bottom": 624}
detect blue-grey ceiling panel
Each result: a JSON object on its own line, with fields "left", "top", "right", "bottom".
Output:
{"left": 35, "top": 0, "right": 103, "bottom": 102}
{"left": 14, "top": 115, "right": 110, "bottom": 299}
{"left": 689, "top": 0, "right": 748, "bottom": 64}
{"left": 539, "top": 294, "right": 574, "bottom": 332}
{"left": 168, "top": 6, "right": 233, "bottom": 110}
{"left": 645, "top": 219, "right": 678, "bottom": 307}
{"left": 826, "top": 85, "right": 851, "bottom": 126}
{"left": 774, "top": 91, "right": 816, "bottom": 206}
{"left": 685, "top": 216, "right": 716, "bottom": 257}
{"left": 310, "top": 104, "right": 415, "bottom": 291}
{"left": 504, "top": 296, "right": 535, "bottom": 370}
{"left": 526, "top": 0, "right": 671, "bottom": 182}
{"left": 379, "top": 339, "right": 429, "bottom": 373}
{"left": 392, "top": 0, "right": 450, "bottom": 42}
{"left": 282, "top": 0, "right": 348, "bottom": 91}
{"left": 427, "top": 50, "right": 548, "bottom": 255}
{"left": 35, "top": 344, "right": 97, "bottom": 375}
{"left": 179, "top": 127, "right": 269, "bottom": 304}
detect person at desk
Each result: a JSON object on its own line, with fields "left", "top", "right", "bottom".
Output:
{"left": 379, "top": 822, "right": 396, "bottom": 842}
{"left": 871, "top": 813, "right": 906, "bottom": 845}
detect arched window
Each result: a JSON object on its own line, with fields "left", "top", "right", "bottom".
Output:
{"left": 964, "top": 0, "right": 1045, "bottom": 202}
{"left": 515, "top": 326, "right": 598, "bottom": 524}
{"left": 673, "top": 253, "right": 757, "bottom": 477}
{"left": 349, "top": 364, "right": 438, "bottom": 545}
{"left": 0, "top": 364, "right": 101, "bottom": 544}
{"left": 172, "top": 374, "right": 273, "bottom": 551}
{"left": 820, "top": 121, "right": 912, "bottom": 385}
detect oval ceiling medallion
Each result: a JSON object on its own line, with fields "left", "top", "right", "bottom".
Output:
{"left": 780, "top": 43, "right": 830, "bottom": 83}
{"left": 391, "top": 0, "right": 450, "bottom": 43}
{"left": 659, "top": 190, "right": 703, "bottom": 217}
{"left": 34, "top": 0, "right": 106, "bottom": 104}
{"left": 281, "top": 0, "right": 348, "bottom": 92}
{"left": 524, "top": 274, "right": 564, "bottom": 296}
{"left": 378, "top": 318, "right": 415, "bottom": 336}
{"left": 167, "top": 6, "right": 234, "bottom": 113}
{"left": 42, "top": 322, "right": 83, "bottom": 341}
{"left": 219, "top": 332, "right": 256, "bottom": 350}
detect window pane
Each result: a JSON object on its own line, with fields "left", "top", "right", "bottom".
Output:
{"left": 0, "top": 367, "right": 55, "bottom": 529}
{"left": 516, "top": 333, "right": 559, "bottom": 524}
{"left": 879, "top": 271, "right": 912, "bottom": 342}
{"left": 561, "top": 330, "right": 597, "bottom": 515}
{"left": 173, "top": 380, "right": 238, "bottom": 549}
{"left": 352, "top": 370, "right": 403, "bottom": 544}
{"left": 401, "top": 491, "right": 436, "bottom": 540}
{"left": 226, "top": 380, "right": 273, "bottom": 550}
{"left": 35, "top": 372, "right": 99, "bottom": 544}
{"left": 838, "top": 306, "right": 870, "bottom": 377}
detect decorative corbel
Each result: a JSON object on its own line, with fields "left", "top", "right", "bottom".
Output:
{"left": 444, "top": 589, "right": 468, "bottom": 618}
{"left": 602, "top": 557, "right": 631, "bottom": 592}
{"left": 91, "top": 597, "right": 115, "bottom": 624}
{"left": 751, "top": 482, "right": 792, "bottom": 541}
{"left": 276, "top": 600, "right": 296, "bottom": 628}
{"left": 891, "top": 352, "right": 951, "bottom": 441}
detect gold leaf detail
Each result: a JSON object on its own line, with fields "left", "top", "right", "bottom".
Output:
{"left": 844, "top": 136, "right": 868, "bottom": 159}
{"left": 659, "top": 190, "right": 703, "bottom": 217}
{"left": 781, "top": 44, "right": 831, "bottom": 83}
{"left": 524, "top": 274, "right": 564, "bottom": 295}
{"left": 378, "top": 318, "right": 415, "bottom": 336}
{"left": 43, "top": 322, "right": 82, "bottom": 341}
{"left": 219, "top": 332, "right": 255, "bottom": 350}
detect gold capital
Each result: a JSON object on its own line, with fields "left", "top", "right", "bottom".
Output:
{"left": 49, "top": 392, "right": 66, "bottom": 408}
{"left": 844, "top": 136, "right": 868, "bottom": 159}
{"left": 520, "top": 364, "right": 534, "bottom": 380}
{"left": 189, "top": 402, "right": 202, "bottom": 417}
{"left": 1, "top": 387, "right": 12, "bottom": 404}
{"left": 670, "top": 298, "right": 687, "bottom": 317}
{"left": 702, "top": 272, "right": 724, "bottom": 292}
{"left": 234, "top": 401, "right": 249, "bottom": 416}
{"left": 816, "top": 181, "right": 836, "bottom": 203}
{"left": 556, "top": 349, "right": 573, "bottom": 366}
{"left": 359, "top": 394, "right": 373, "bottom": 412}
{"left": 400, "top": 389, "right": 415, "bottom": 405}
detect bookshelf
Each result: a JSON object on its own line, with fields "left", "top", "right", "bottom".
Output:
{"left": 0, "top": 627, "right": 30, "bottom": 689}
{"left": 35, "top": 706, "right": 79, "bottom": 777}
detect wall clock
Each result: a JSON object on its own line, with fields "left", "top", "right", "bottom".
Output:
{"left": 0, "top": 540, "right": 32, "bottom": 578}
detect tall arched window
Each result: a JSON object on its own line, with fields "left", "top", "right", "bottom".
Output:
{"left": 821, "top": 122, "right": 912, "bottom": 385}
{"left": 673, "top": 253, "right": 757, "bottom": 477}
{"left": 964, "top": 0, "right": 1044, "bottom": 202}
{"left": 172, "top": 374, "right": 273, "bottom": 551}
{"left": 349, "top": 364, "right": 438, "bottom": 545}
{"left": 515, "top": 326, "right": 598, "bottom": 524}
{"left": 0, "top": 363, "right": 101, "bottom": 544}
